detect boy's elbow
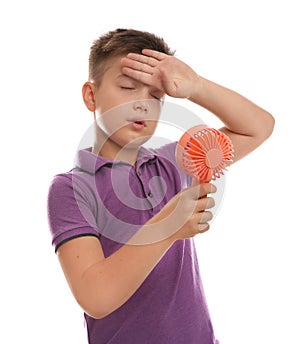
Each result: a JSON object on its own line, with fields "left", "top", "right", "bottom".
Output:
{"left": 257, "top": 111, "right": 275, "bottom": 142}
{"left": 77, "top": 297, "right": 113, "bottom": 320}
{"left": 74, "top": 282, "right": 123, "bottom": 319}
{"left": 264, "top": 112, "right": 275, "bottom": 138}
{"left": 85, "top": 308, "right": 110, "bottom": 320}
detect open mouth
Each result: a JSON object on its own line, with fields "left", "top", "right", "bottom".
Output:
{"left": 128, "top": 118, "right": 146, "bottom": 129}
{"left": 134, "top": 120, "right": 145, "bottom": 125}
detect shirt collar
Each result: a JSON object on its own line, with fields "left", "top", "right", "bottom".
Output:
{"left": 74, "top": 147, "right": 157, "bottom": 175}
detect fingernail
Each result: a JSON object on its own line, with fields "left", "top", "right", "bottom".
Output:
{"left": 207, "top": 198, "right": 215, "bottom": 208}
{"left": 199, "top": 224, "right": 209, "bottom": 232}
{"left": 210, "top": 184, "right": 217, "bottom": 193}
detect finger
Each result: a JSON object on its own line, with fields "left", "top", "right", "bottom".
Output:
{"left": 122, "top": 67, "right": 154, "bottom": 86}
{"left": 125, "top": 53, "right": 159, "bottom": 67}
{"left": 197, "top": 210, "right": 213, "bottom": 223}
{"left": 121, "top": 57, "right": 154, "bottom": 74}
{"left": 187, "top": 183, "right": 217, "bottom": 200}
{"left": 198, "top": 223, "right": 210, "bottom": 233}
{"left": 141, "top": 49, "right": 168, "bottom": 61}
{"left": 195, "top": 197, "right": 215, "bottom": 212}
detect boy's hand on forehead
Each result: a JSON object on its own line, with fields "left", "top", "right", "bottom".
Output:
{"left": 121, "top": 49, "right": 198, "bottom": 99}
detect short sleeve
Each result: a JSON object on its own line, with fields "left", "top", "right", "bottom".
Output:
{"left": 47, "top": 173, "right": 100, "bottom": 252}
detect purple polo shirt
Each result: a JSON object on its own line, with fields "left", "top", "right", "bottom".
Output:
{"left": 47, "top": 142, "right": 219, "bottom": 344}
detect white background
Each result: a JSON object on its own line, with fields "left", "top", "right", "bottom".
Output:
{"left": 1, "top": 0, "right": 299, "bottom": 343}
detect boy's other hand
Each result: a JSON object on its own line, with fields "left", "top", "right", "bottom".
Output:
{"left": 135, "top": 183, "right": 217, "bottom": 244}
{"left": 169, "top": 183, "right": 216, "bottom": 240}
{"left": 121, "top": 49, "right": 198, "bottom": 99}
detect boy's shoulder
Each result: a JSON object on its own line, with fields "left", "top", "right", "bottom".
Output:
{"left": 47, "top": 171, "right": 75, "bottom": 205}
{"left": 143, "top": 141, "right": 177, "bottom": 161}
{"left": 49, "top": 170, "right": 73, "bottom": 187}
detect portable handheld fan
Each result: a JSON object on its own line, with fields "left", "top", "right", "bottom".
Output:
{"left": 175, "top": 124, "right": 234, "bottom": 183}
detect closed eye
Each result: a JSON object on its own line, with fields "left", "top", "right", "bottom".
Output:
{"left": 152, "top": 95, "right": 162, "bottom": 101}
{"left": 121, "top": 86, "right": 135, "bottom": 89}
{"left": 151, "top": 91, "right": 165, "bottom": 102}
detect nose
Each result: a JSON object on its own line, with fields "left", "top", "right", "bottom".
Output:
{"left": 133, "top": 101, "right": 149, "bottom": 113}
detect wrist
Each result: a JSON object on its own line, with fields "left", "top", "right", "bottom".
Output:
{"left": 188, "top": 75, "right": 206, "bottom": 103}
{"left": 127, "top": 215, "right": 176, "bottom": 246}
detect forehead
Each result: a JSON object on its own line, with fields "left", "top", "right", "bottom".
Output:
{"left": 102, "top": 55, "right": 143, "bottom": 86}
{"left": 102, "top": 56, "right": 125, "bottom": 77}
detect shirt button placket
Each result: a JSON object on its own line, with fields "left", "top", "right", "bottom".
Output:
{"left": 136, "top": 168, "right": 154, "bottom": 208}
{"left": 148, "top": 191, "right": 154, "bottom": 198}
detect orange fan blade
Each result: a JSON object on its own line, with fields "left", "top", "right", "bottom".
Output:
{"left": 176, "top": 125, "right": 234, "bottom": 183}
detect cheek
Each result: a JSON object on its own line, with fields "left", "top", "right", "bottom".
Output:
{"left": 147, "top": 100, "right": 162, "bottom": 121}
{"left": 98, "top": 113, "right": 122, "bottom": 135}
{"left": 96, "top": 104, "right": 129, "bottom": 135}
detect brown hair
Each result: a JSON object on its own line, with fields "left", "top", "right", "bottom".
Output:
{"left": 88, "top": 28, "right": 175, "bottom": 87}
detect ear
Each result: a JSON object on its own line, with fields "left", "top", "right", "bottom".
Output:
{"left": 82, "top": 82, "right": 96, "bottom": 112}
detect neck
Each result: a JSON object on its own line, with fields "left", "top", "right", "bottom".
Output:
{"left": 92, "top": 130, "right": 139, "bottom": 166}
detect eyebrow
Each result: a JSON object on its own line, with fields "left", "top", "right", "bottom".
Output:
{"left": 116, "top": 74, "right": 133, "bottom": 80}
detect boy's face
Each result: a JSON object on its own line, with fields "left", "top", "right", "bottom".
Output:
{"left": 89, "top": 56, "right": 164, "bottom": 149}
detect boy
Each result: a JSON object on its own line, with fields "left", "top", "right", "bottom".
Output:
{"left": 47, "top": 28, "right": 274, "bottom": 343}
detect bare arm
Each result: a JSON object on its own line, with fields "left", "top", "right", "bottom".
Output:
{"left": 57, "top": 183, "right": 215, "bottom": 319}
{"left": 188, "top": 76, "right": 275, "bottom": 163}
{"left": 58, "top": 235, "right": 174, "bottom": 319}
{"left": 121, "top": 49, "right": 275, "bottom": 163}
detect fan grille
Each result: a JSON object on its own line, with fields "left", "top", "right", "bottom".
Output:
{"left": 177, "top": 126, "right": 234, "bottom": 183}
